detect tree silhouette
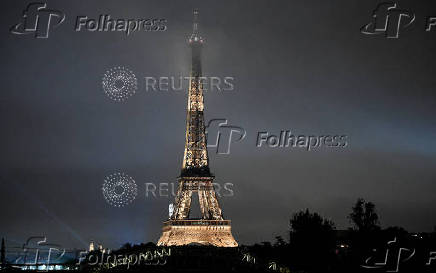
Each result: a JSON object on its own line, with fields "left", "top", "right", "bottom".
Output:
{"left": 289, "top": 209, "right": 336, "bottom": 271}
{"left": 349, "top": 198, "right": 380, "bottom": 232}
{"left": 347, "top": 198, "right": 382, "bottom": 272}
{"left": 120, "top": 242, "right": 132, "bottom": 250}
{"left": 1, "top": 238, "right": 5, "bottom": 267}
{"left": 273, "top": 236, "right": 286, "bottom": 247}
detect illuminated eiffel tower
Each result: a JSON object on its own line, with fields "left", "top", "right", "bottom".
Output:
{"left": 157, "top": 10, "right": 237, "bottom": 247}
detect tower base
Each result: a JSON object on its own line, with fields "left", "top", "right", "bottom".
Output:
{"left": 157, "top": 220, "right": 238, "bottom": 247}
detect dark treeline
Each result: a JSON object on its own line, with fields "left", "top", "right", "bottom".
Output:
{"left": 77, "top": 198, "right": 435, "bottom": 272}
{"left": 1, "top": 198, "right": 435, "bottom": 272}
{"left": 245, "top": 198, "right": 436, "bottom": 273}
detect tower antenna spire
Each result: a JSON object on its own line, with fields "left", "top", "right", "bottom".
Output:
{"left": 193, "top": 9, "right": 199, "bottom": 34}
{"left": 189, "top": 9, "right": 203, "bottom": 43}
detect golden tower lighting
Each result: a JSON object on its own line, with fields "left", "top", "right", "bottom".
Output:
{"left": 157, "top": 9, "right": 237, "bottom": 247}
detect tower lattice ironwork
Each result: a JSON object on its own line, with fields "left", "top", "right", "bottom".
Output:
{"left": 157, "top": 10, "right": 237, "bottom": 247}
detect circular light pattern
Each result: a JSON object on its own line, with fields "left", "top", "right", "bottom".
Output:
{"left": 102, "top": 172, "right": 137, "bottom": 207}
{"left": 102, "top": 66, "right": 138, "bottom": 102}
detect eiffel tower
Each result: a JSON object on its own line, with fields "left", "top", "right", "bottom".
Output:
{"left": 157, "top": 10, "right": 237, "bottom": 247}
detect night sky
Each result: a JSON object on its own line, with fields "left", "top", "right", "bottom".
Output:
{"left": 1, "top": 0, "right": 436, "bottom": 250}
